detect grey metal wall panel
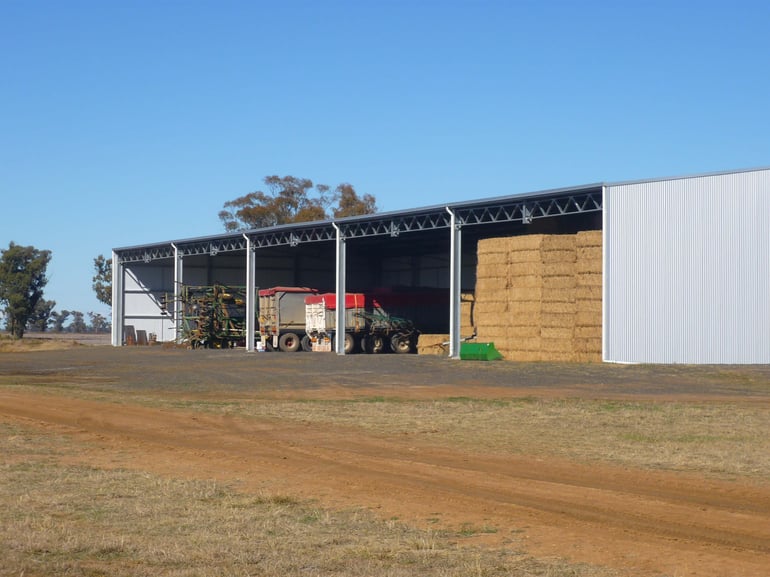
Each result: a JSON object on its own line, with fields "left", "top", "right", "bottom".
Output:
{"left": 604, "top": 169, "right": 770, "bottom": 363}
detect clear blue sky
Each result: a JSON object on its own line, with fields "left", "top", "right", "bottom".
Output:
{"left": 2, "top": 0, "right": 769, "bottom": 320}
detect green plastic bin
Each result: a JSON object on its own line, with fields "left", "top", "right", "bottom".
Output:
{"left": 459, "top": 342, "right": 503, "bottom": 361}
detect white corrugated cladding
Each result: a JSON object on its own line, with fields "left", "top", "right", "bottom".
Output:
{"left": 604, "top": 169, "right": 770, "bottom": 364}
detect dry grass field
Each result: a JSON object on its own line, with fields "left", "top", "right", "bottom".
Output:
{"left": 1, "top": 339, "right": 770, "bottom": 576}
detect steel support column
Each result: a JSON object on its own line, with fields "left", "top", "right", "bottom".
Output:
{"left": 171, "top": 243, "right": 184, "bottom": 343}
{"left": 244, "top": 235, "right": 256, "bottom": 352}
{"left": 333, "top": 223, "right": 347, "bottom": 355}
{"left": 110, "top": 250, "right": 124, "bottom": 346}
{"left": 446, "top": 208, "right": 462, "bottom": 359}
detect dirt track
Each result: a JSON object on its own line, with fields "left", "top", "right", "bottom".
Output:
{"left": 2, "top": 347, "right": 770, "bottom": 576}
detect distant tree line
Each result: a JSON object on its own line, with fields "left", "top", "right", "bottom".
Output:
{"left": 0, "top": 242, "right": 111, "bottom": 338}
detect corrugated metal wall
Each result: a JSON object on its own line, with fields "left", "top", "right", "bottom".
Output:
{"left": 604, "top": 169, "right": 770, "bottom": 363}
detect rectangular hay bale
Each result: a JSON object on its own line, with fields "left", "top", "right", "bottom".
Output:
{"left": 541, "top": 235, "right": 577, "bottom": 250}
{"left": 505, "top": 337, "right": 542, "bottom": 352}
{"left": 576, "top": 272, "right": 602, "bottom": 287}
{"left": 506, "top": 235, "right": 545, "bottom": 251}
{"left": 417, "top": 334, "right": 449, "bottom": 355}
{"left": 541, "top": 249, "right": 576, "bottom": 263}
{"left": 476, "top": 263, "right": 509, "bottom": 278}
{"left": 576, "top": 299, "right": 602, "bottom": 313}
{"left": 476, "top": 251, "right": 509, "bottom": 266}
{"left": 575, "top": 351, "right": 602, "bottom": 362}
{"left": 509, "top": 262, "right": 544, "bottom": 277}
{"left": 574, "top": 325, "right": 602, "bottom": 338}
{"left": 475, "top": 276, "right": 509, "bottom": 292}
{"left": 576, "top": 230, "right": 602, "bottom": 247}
{"left": 574, "top": 338, "right": 603, "bottom": 354}
{"left": 542, "top": 274, "right": 576, "bottom": 289}
{"left": 505, "top": 350, "right": 543, "bottom": 362}
{"left": 541, "top": 327, "right": 574, "bottom": 339}
{"left": 508, "top": 249, "right": 543, "bottom": 264}
{"left": 506, "top": 300, "right": 543, "bottom": 315}
{"left": 474, "top": 300, "right": 509, "bottom": 315}
{"left": 507, "top": 287, "right": 543, "bottom": 301}
{"left": 577, "top": 246, "right": 602, "bottom": 262}
{"left": 575, "top": 285, "right": 602, "bottom": 300}
{"left": 576, "top": 259, "right": 602, "bottom": 274}
{"left": 541, "top": 313, "right": 575, "bottom": 328}
{"left": 507, "top": 325, "right": 541, "bottom": 338}
{"left": 541, "top": 301, "right": 575, "bottom": 314}
{"left": 542, "top": 262, "right": 576, "bottom": 277}
{"left": 575, "top": 310, "right": 602, "bottom": 327}
{"left": 509, "top": 274, "right": 545, "bottom": 288}
{"left": 477, "top": 237, "right": 510, "bottom": 255}
{"left": 542, "top": 288, "right": 575, "bottom": 302}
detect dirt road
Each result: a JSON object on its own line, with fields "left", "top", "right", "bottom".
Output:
{"left": 1, "top": 348, "right": 769, "bottom": 576}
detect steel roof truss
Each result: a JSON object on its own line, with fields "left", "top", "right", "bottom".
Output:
{"left": 116, "top": 190, "right": 602, "bottom": 262}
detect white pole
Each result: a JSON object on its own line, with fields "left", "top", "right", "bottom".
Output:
{"left": 332, "top": 222, "right": 346, "bottom": 355}
{"left": 243, "top": 234, "right": 256, "bottom": 352}
{"left": 171, "top": 243, "right": 183, "bottom": 344}
{"left": 446, "top": 207, "right": 462, "bottom": 359}
{"left": 110, "top": 250, "right": 123, "bottom": 346}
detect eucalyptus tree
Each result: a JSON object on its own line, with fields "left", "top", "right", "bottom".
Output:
{"left": 0, "top": 242, "right": 51, "bottom": 338}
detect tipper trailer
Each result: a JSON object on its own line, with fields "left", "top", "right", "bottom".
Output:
{"left": 304, "top": 292, "right": 419, "bottom": 354}
{"left": 258, "top": 286, "right": 318, "bottom": 352}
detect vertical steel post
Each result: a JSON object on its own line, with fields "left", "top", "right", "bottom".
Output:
{"left": 332, "top": 223, "right": 347, "bottom": 355}
{"left": 243, "top": 234, "right": 256, "bottom": 352}
{"left": 172, "top": 243, "right": 184, "bottom": 343}
{"left": 446, "top": 207, "right": 462, "bottom": 359}
{"left": 600, "top": 185, "right": 608, "bottom": 362}
{"left": 110, "top": 250, "right": 123, "bottom": 347}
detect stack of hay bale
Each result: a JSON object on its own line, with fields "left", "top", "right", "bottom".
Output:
{"left": 574, "top": 231, "right": 603, "bottom": 361}
{"left": 473, "top": 237, "right": 516, "bottom": 356}
{"left": 504, "top": 235, "right": 546, "bottom": 360}
{"left": 540, "top": 235, "right": 577, "bottom": 362}
{"left": 474, "top": 231, "right": 603, "bottom": 362}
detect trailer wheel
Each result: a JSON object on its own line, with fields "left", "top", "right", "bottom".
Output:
{"left": 361, "top": 335, "right": 385, "bottom": 354}
{"left": 390, "top": 334, "right": 413, "bottom": 354}
{"left": 365, "top": 335, "right": 386, "bottom": 354}
{"left": 279, "top": 332, "right": 301, "bottom": 352}
{"left": 333, "top": 332, "right": 357, "bottom": 354}
{"left": 300, "top": 335, "right": 313, "bottom": 352}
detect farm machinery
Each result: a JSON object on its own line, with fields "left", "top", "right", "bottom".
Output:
{"left": 167, "top": 283, "right": 423, "bottom": 353}
{"left": 304, "top": 293, "right": 419, "bottom": 354}
{"left": 174, "top": 284, "right": 248, "bottom": 348}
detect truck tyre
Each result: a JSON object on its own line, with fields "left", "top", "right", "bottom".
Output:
{"left": 369, "top": 335, "right": 386, "bottom": 354}
{"left": 333, "top": 332, "right": 357, "bottom": 354}
{"left": 390, "top": 334, "right": 412, "bottom": 354}
{"left": 279, "top": 332, "right": 301, "bottom": 352}
{"left": 301, "top": 335, "right": 313, "bottom": 352}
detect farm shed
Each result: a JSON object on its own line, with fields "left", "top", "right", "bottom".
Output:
{"left": 112, "top": 167, "right": 770, "bottom": 364}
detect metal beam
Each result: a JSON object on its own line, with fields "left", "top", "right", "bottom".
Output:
{"left": 333, "top": 223, "right": 346, "bottom": 355}
{"left": 172, "top": 243, "right": 183, "bottom": 343}
{"left": 244, "top": 235, "right": 256, "bottom": 352}
{"left": 110, "top": 250, "right": 123, "bottom": 346}
{"left": 114, "top": 189, "right": 603, "bottom": 263}
{"left": 446, "top": 208, "right": 462, "bottom": 358}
